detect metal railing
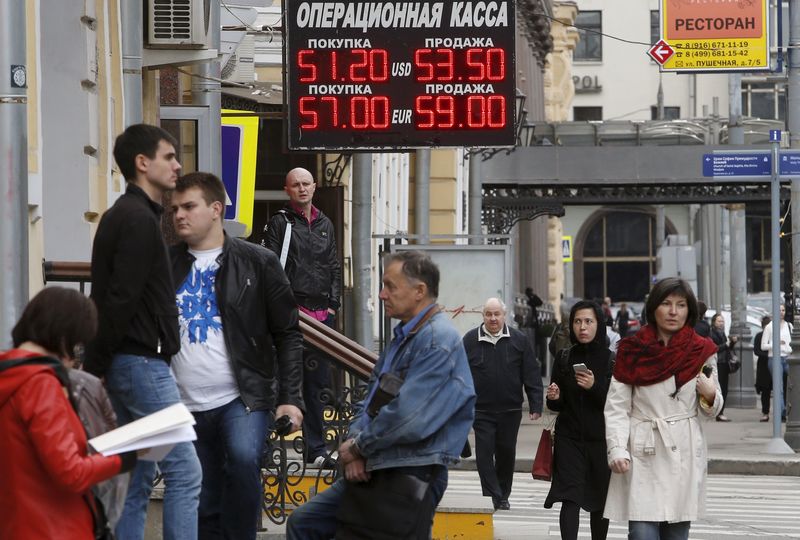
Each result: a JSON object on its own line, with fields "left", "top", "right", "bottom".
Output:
{"left": 43, "top": 260, "right": 376, "bottom": 524}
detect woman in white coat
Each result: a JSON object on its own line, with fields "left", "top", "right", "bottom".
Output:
{"left": 604, "top": 277, "right": 722, "bottom": 540}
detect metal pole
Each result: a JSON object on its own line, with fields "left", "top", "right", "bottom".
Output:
{"left": 121, "top": 0, "right": 143, "bottom": 126}
{"left": 192, "top": 0, "right": 222, "bottom": 176}
{"left": 767, "top": 134, "right": 794, "bottom": 453}
{"left": 352, "top": 153, "right": 374, "bottom": 349}
{"left": 727, "top": 72, "right": 755, "bottom": 407}
{"left": 0, "top": 1, "right": 29, "bottom": 348}
{"left": 784, "top": 0, "right": 800, "bottom": 448}
{"left": 791, "top": 0, "right": 800, "bottom": 314}
{"left": 468, "top": 150, "right": 482, "bottom": 245}
{"left": 655, "top": 206, "right": 665, "bottom": 248}
{"left": 415, "top": 149, "right": 430, "bottom": 244}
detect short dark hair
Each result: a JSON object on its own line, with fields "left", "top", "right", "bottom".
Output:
{"left": 697, "top": 301, "right": 707, "bottom": 317}
{"left": 175, "top": 172, "right": 227, "bottom": 206}
{"left": 383, "top": 250, "right": 439, "bottom": 299}
{"left": 11, "top": 287, "right": 98, "bottom": 359}
{"left": 113, "top": 124, "right": 178, "bottom": 181}
{"left": 645, "top": 277, "right": 699, "bottom": 328}
{"left": 711, "top": 312, "right": 724, "bottom": 326}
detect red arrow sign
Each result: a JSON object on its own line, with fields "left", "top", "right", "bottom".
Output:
{"left": 648, "top": 39, "right": 675, "bottom": 65}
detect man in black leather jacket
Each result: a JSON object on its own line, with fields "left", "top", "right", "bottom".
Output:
{"left": 170, "top": 172, "right": 304, "bottom": 540}
{"left": 262, "top": 167, "right": 341, "bottom": 467}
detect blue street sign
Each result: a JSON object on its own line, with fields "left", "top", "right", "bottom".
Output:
{"left": 779, "top": 152, "right": 800, "bottom": 176}
{"left": 770, "top": 129, "right": 782, "bottom": 142}
{"left": 702, "top": 153, "right": 771, "bottom": 177}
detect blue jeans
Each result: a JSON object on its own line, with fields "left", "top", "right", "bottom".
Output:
{"left": 768, "top": 356, "right": 790, "bottom": 417}
{"left": 286, "top": 466, "right": 448, "bottom": 540}
{"left": 628, "top": 521, "right": 690, "bottom": 540}
{"left": 106, "top": 355, "right": 202, "bottom": 540}
{"left": 192, "top": 397, "right": 270, "bottom": 540}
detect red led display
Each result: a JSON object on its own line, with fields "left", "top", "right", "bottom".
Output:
{"left": 414, "top": 48, "right": 506, "bottom": 83}
{"left": 414, "top": 94, "right": 506, "bottom": 129}
{"left": 286, "top": 0, "right": 517, "bottom": 150}
{"left": 298, "top": 49, "right": 389, "bottom": 84}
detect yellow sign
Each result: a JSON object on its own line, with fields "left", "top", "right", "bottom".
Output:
{"left": 221, "top": 110, "right": 259, "bottom": 236}
{"left": 660, "top": 0, "right": 769, "bottom": 72}
{"left": 562, "top": 236, "right": 573, "bottom": 263}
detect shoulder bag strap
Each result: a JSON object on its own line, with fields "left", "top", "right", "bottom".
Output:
{"left": 279, "top": 211, "right": 292, "bottom": 269}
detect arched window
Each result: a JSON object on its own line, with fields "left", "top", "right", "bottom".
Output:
{"left": 576, "top": 209, "right": 674, "bottom": 302}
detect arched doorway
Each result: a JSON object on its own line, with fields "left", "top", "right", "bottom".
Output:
{"left": 574, "top": 208, "right": 676, "bottom": 302}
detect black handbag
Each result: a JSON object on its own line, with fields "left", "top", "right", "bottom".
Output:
{"left": 335, "top": 468, "right": 436, "bottom": 540}
{"left": 728, "top": 351, "right": 741, "bottom": 374}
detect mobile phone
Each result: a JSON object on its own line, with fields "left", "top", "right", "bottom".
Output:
{"left": 572, "top": 363, "right": 589, "bottom": 373}
{"left": 701, "top": 365, "right": 713, "bottom": 378}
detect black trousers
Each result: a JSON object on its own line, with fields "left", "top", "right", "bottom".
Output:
{"left": 473, "top": 410, "right": 522, "bottom": 503}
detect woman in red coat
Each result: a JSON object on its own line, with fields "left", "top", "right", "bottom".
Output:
{"left": 0, "top": 287, "right": 136, "bottom": 540}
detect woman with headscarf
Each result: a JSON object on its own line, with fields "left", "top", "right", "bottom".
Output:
{"left": 544, "top": 300, "right": 614, "bottom": 540}
{"left": 0, "top": 287, "right": 136, "bottom": 539}
{"left": 604, "top": 277, "right": 722, "bottom": 540}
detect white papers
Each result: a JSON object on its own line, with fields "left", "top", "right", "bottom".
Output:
{"left": 89, "top": 403, "right": 196, "bottom": 462}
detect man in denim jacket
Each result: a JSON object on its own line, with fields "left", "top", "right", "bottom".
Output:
{"left": 287, "top": 250, "right": 476, "bottom": 539}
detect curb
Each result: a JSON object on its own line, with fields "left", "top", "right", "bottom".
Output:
{"left": 457, "top": 456, "right": 800, "bottom": 477}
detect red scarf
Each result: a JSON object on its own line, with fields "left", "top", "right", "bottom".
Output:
{"left": 614, "top": 324, "right": 717, "bottom": 390}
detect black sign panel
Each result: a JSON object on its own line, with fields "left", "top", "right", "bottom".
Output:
{"left": 285, "top": 1, "right": 516, "bottom": 150}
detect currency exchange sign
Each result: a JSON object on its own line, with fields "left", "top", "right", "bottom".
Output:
{"left": 659, "top": 0, "right": 769, "bottom": 73}
{"left": 285, "top": 0, "right": 517, "bottom": 150}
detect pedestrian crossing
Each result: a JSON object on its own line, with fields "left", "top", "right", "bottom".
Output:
{"left": 446, "top": 471, "right": 800, "bottom": 539}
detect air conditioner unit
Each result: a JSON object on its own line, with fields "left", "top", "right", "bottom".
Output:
{"left": 146, "top": 0, "right": 210, "bottom": 49}
{"left": 222, "top": 35, "right": 255, "bottom": 84}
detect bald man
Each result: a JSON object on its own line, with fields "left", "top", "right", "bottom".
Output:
{"left": 262, "top": 167, "right": 341, "bottom": 467}
{"left": 462, "top": 297, "right": 543, "bottom": 510}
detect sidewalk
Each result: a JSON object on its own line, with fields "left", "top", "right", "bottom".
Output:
{"left": 459, "top": 404, "right": 800, "bottom": 476}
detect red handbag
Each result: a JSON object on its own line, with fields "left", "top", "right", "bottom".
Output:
{"left": 531, "top": 420, "right": 555, "bottom": 481}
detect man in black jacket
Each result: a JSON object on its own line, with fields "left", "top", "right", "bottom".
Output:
{"left": 85, "top": 124, "right": 202, "bottom": 540}
{"left": 170, "top": 172, "right": 304, "bottom": 539}
{"left": 261, "top": 167, "right": 341, "bottom": 467}
{"left": 463, "top": 297, "right": 543, "bottom": 510}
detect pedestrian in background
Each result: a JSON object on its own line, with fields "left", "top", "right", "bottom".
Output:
{"left": 753, "top": 315, "right": 772, "bottom": 422}
{"left": 614, "top": 303, "right": 630, "bottom": 338}
{"left": 463, "top": 297, "right": 543, "bottom": 510}
{"left": 0, "top": 287, "right": 137, "bottom": 540}
{"left": 760, "top": 304, "right": 792, "bottom": 422}
{"left": 710, "top": 313, "right": 737, "bottom": 422}
{"left": 694, "top": 301, "right": 711, "bottom": 338}
{"left": 544, "top": 300, "right": 613, "bottom": 540}
{"left": 170, "top": 172, "right": 305, "bottom": 539}
{"left": 604, "top": 277, "right": 722, "bottom": 540}
{"left": 84, "top": 124, "right": 202, "bottom": 540}
{"left": 262, "top": 167, "right": 341, "bottom": 468}
{"left": 601, "top": 297, "right": 613, "bottom": 327}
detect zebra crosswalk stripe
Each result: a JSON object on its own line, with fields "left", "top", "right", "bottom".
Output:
{"left": 445, "top": 471, "right": 800, "bottom": 539}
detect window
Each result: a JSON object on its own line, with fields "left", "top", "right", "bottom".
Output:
{"left": 650, "top": 106, "right": 680, "bottom": 120}
{"left": 574, "top": 11, "right": 602, "bottom": 61}
{"left": 581, "top": 211, "right": 666, "bottom": 302}
{"left": 742, "top": 82, "right": 786, "bottom": 120}
{"left": 573, "top": 106, "right": 603, "bottom": 121}
{"left": 650, "top": 10, "right": 660, "bottom": 45}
